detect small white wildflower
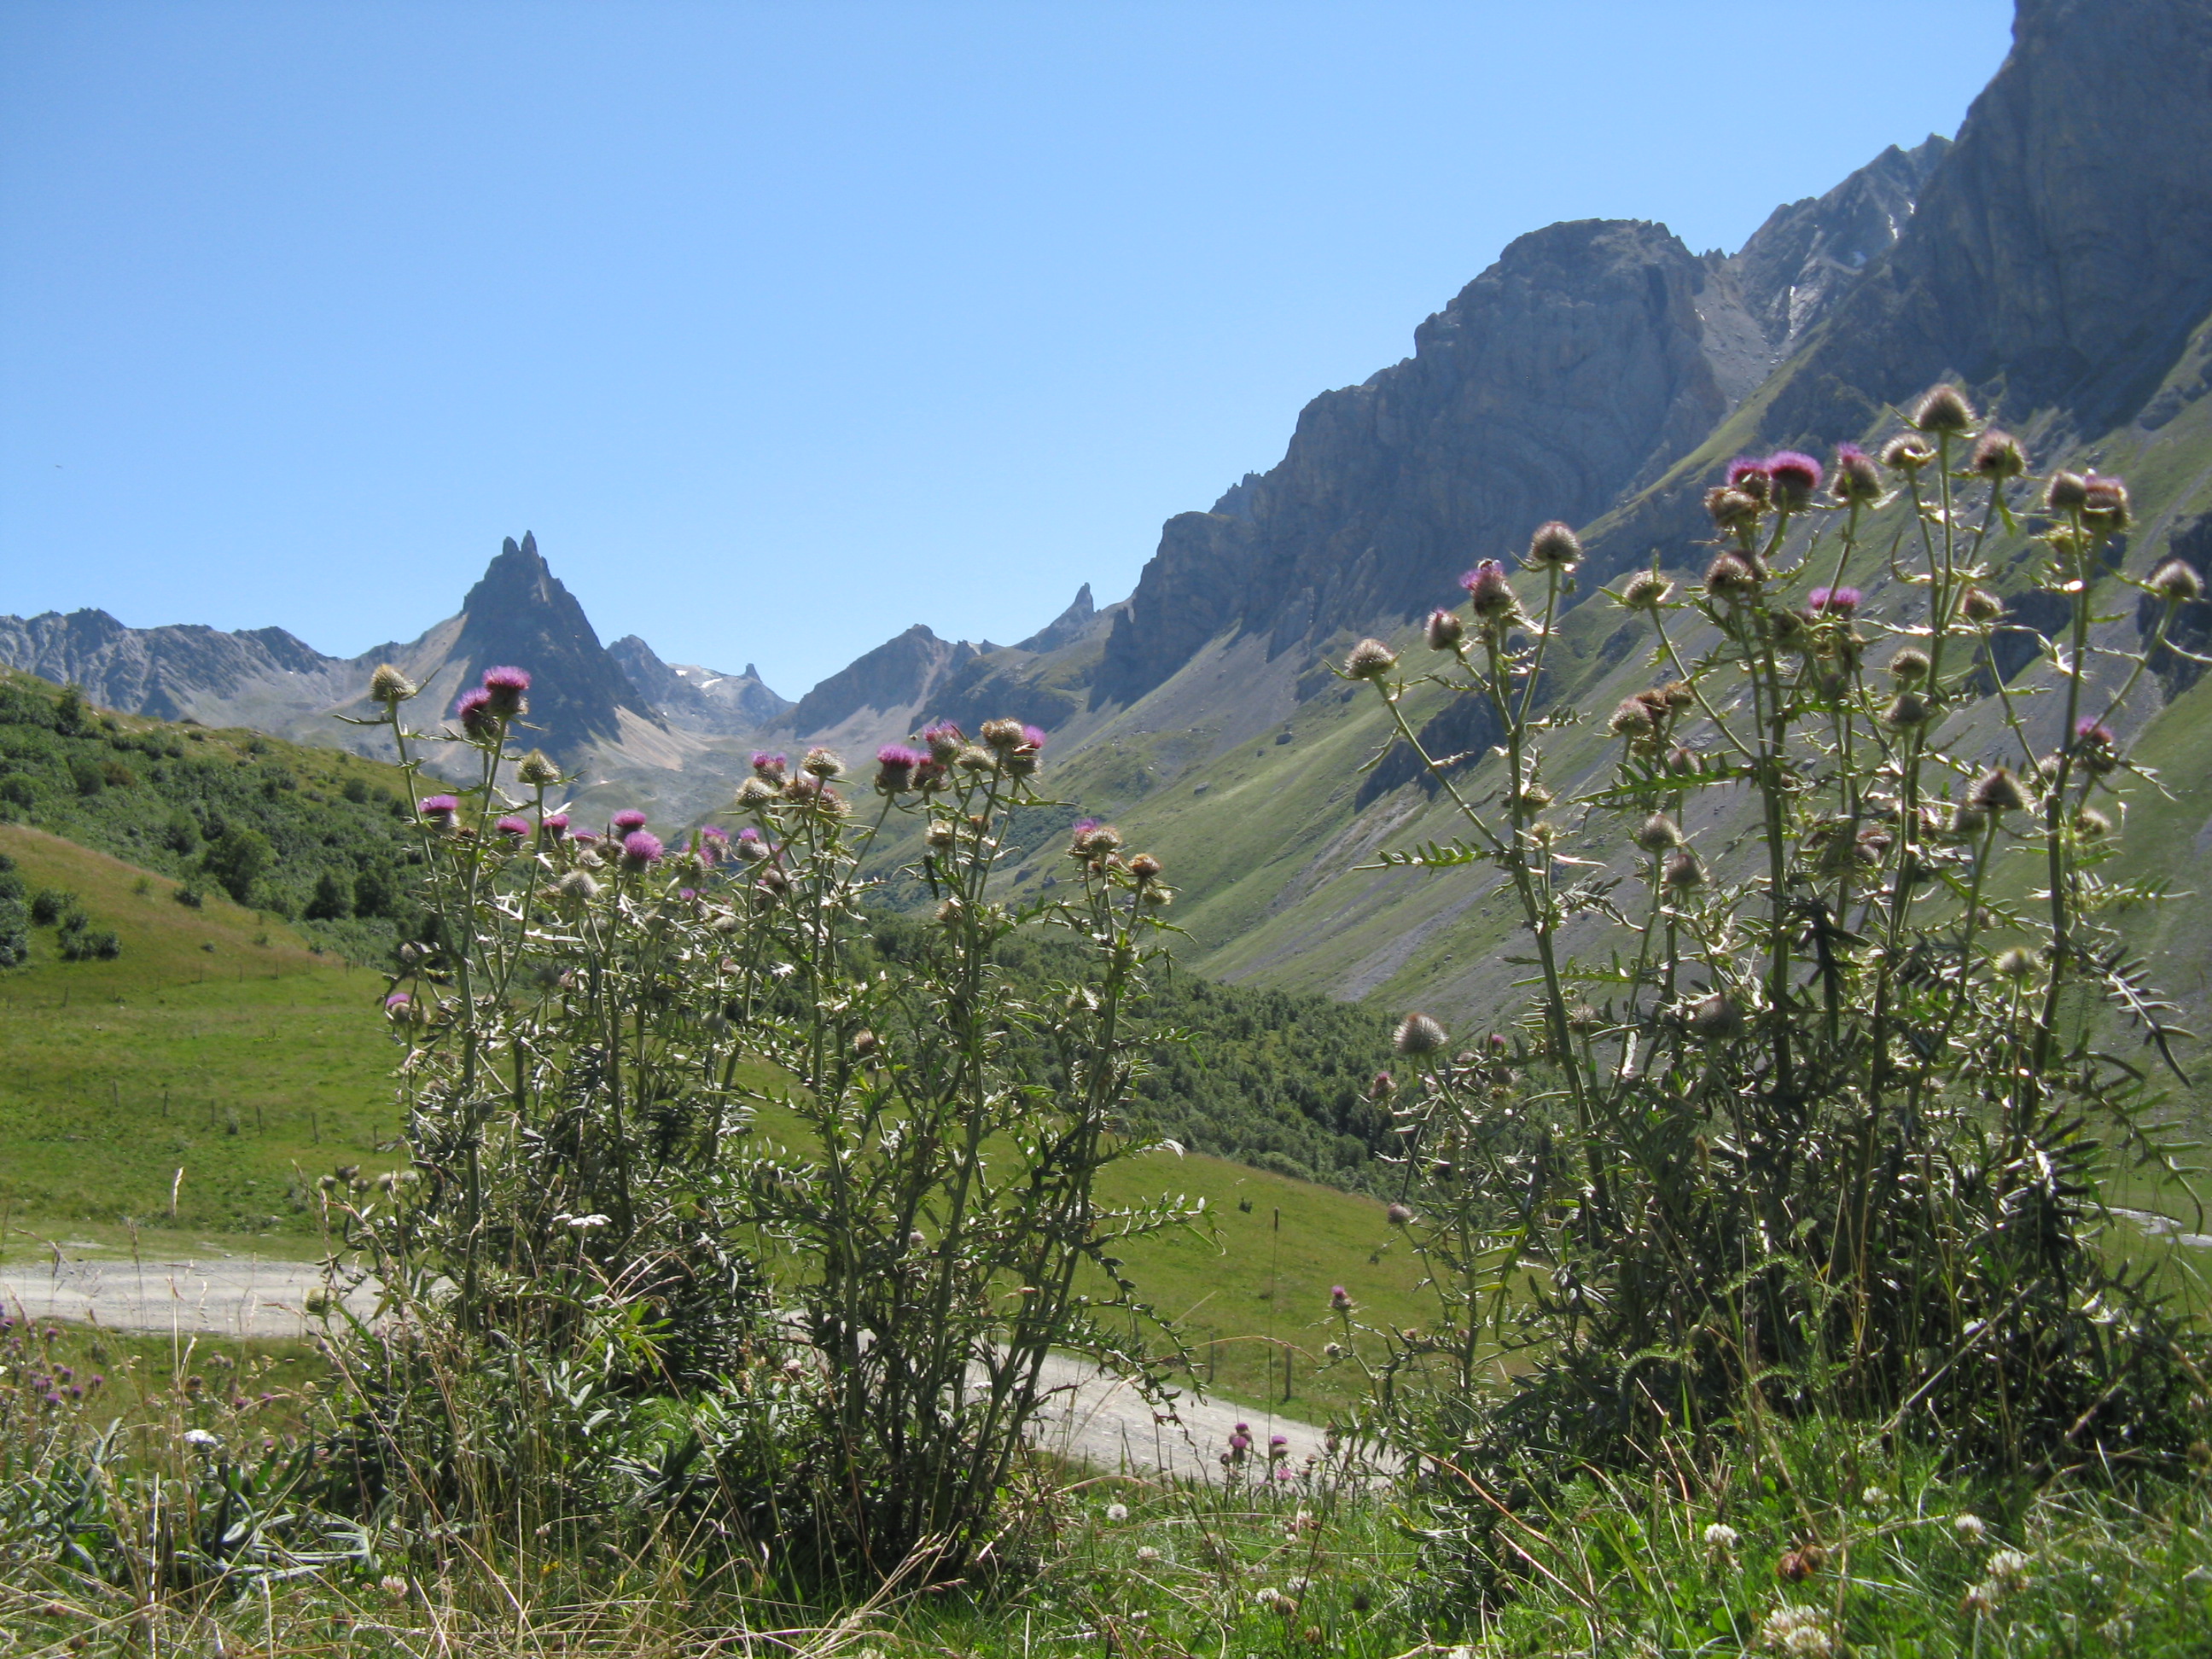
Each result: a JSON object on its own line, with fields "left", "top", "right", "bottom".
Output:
{"left": 1860, "top": 1485, "right": 1888, "bottom": 1506}
{"left": 378, "top": 1574, "right": 410, "bottom": 1601}
{"left": 182, "top": 1429, "right": 220, "bottom": 1451}
{"left": 1103, "top": 1502, "right": 1129, "bottom": 1522}
{"left": 1134, "top": 1545, "right": 1161, "bottom": 1564}
{"left": 1987, "top": 1549, "right": 2031, "bottom": 1591}
{"left": 1760, "top": 1604, "right": 1833, "bottom": 1656}
{"left": 1952, "top": 1512, "right": 1987, "bottom": 1543}
{"left": 1253, "top": 1586, "right": 1283, "bottom": 1607}
{"left": 1704, "top": 1522, "right": 1740, "bottom": 1553}
{"left": 1284, "top": 1575, "right": 1310, "bottom": 1596}
{"left": 1960, "top": 1583, "right": 1996, "bottom": 1615}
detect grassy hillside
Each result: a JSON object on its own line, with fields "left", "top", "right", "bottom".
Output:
{"left": 0, "top": 824, "right": 400, "bottom": 1242}
{"left": 0, "top": 668, "right": 416, "bottom": 961}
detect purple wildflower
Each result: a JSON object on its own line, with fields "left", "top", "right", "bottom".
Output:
{"left": 678, "top": 887, "right": 698, "bottom": 901}
{"left": 876, "top": 742, "right": 926, "bottom": 793}
{"left": 418, "top": 795, "right": 459, "bottom": 825}
{"left": 1460, "top": 559, "right": 1517, "bottom": 619}
{"left": 494, "top": 815, "right": 531, "bottom": 839}
{"left": 1832, "top": 442, "right": 1883, "bottom": 504}
{"left": 480, "top": 665, "right": 531, "bottom": 718}
{"left": 1726, "top": 457, "right": 1773, "bottom": 501}
{"left": 921, "top": 720, "right": 964, "bottom": 763}
{"left": 1330, "top": 1284, "right": 1352, "bottom": 1311}
{"left": 568, "top": 830, "right": 599, "bottom": 847}
{"left": 540, "top": 812, "right": 569, "bottom": 840}
{"left": 751, "top": 751, "right": 789, "bottom": 783}
{"left": 1766, "top": 450, "right": 1824, "bottom": 509}
{"left": 2075, "top": 718, "right": 2116, "bottom": 746}
{"left": 1807, "top": 586, "right": 1861, "bottom": 617}
{"left": 620, "top": 830, "right": 664, "bottom": 870}
{"left": 1022, "top": 725, "right": 1048, "bottom": 751}
{"left": 454, "top": 686, "right": 497, "bottom": 738}
{"left": 612, "top": 808, "right": 649, "bottom": 833}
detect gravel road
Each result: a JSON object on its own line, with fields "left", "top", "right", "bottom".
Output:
{"left": 0, "top": 1252, "right": 1341, "bottom": 1481}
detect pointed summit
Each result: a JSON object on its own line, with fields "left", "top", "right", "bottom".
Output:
{"left": 447, "top": 533, "right": 655, "bottom": 756}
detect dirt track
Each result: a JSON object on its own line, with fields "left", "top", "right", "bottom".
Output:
{"left": 0, "top": 1252, "right": 1343, "bottom": 1481}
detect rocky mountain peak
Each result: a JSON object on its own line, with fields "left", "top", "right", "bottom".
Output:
{"left": 441, "top": 533, "right": 655, "bottom": 756}
{"left": 787, "top": 623, "right": 977, "bottom": 742}
{"left": 605, "top": 634, "right": 791, "bottom": 733}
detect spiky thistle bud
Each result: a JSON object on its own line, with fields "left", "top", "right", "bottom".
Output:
{"left": 1633, "top": 812, "right": 1683, "bottom": 853}
{"left": 1966, "top": 766, "right": 2027, "bottom": 814}
{"left": 1688, "top": 992, "right": 1743, "bottom": 1037}
{"left": 1394, "top": 1013, "right": 1448, "bottom": 1056}
{"left": 953, "top": 743, "right": 994, "bottom": 771}
{"left": 1888, "top": 648, "right": 1931, "bottom": 684}
{"left": 979, "top": 718, "right": 1027, "bottom": 751}
{"left": 802, "top": 747, "right": 846, "bottom": 779}
{"left": 1705, "top": 486, "right": 1761, "bottom": 531}
{"left": 736, "top": 777, "right": 777, "bottom": 807}
{"left": 1608, "top": 699, "right": 1660, "bottom": 742}
{"left": 1425, "top": 608, "right": 1464, "bottom": 650}
{"left": 2075, "top": 805, "right": 2112, "bottom": 839}
{"left": 1883, "top": 692, "right": 1932, "bottom": 729}
{"left": 1704, "top": 553, "right": 1759, "bottom": 600}
{"left": 2045, "top": 471, "right": 2090, "bottom": 513}
{"left": 1620, "top": 569, "right": 1675, "bottom": 609}
{"left": 1127, "top": 852, "right": 1163, "bottom": 882}
{"left": 1831, "top": 443, "right": 1883, "bottom": 504}
{"left": 1969, "top": 430, "right": 2027, "bottom": 480}
{"left": 2151, "top": 559, "right": 2204, "bottom": 602}
{"left": 1992, "top": 946, "right": 2037, "bottom": 980}
{"left": 369, "top": 664, "right": 418, "bottom": 703}
{"left": 1662, "top": 849, "right": 1705, "bottom": 889}
{"left": 1524, "top": 521, "right": 1583, "bottom": 570}
{"left": 1959, "top": 587, "right": 2005, "bottom": 625}
{"left": 556, "top": 870, "right": 599, "bottom": 901}
{"left": 517, "top": 748, "right": 560, "bottom": 787}
{"left": 1344, "top": 638, "right": 1398, "bottom": 680}
{"left": 1910, "top": 384, "right": 1976, "bottom": 434}
{"left": 920, "top": 721, "right": 963, "bottom": 763}
{"left": 2080, "top": 473, "right": 2130, "bottom": 530}
{"left": 1880, "top": 434, "right": 1936, "bottom": 472}
{"left": 1386, "top": 1202, "right": 1414, "bottom": 1227}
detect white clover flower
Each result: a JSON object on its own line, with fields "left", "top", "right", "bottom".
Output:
{"left": 1760, "top": 1604, "right": 1833, "bottom": 1656}
{"left": 1987, "top": 1549, "right": 2031, "bottom": 1590}
{"left": 1134, "top": 1545, "right": 1161, "bottom": 1564}
{"left": 379, "top": 1575, "right": 410, "bottom": 1601}
{"left": 1253, "top": 1586, "right": 1283, "bottom": 1607}
{"left": 1103, "top": 1502, "right": 1129, "bottom": 1522}
{"left": 1704, "top": 1522, "right": 1740, "bottom": 1552}
{"left": 1860, "top": 1485, "right": 1888, "bottom": 1506}
{"left": 1952, "top": 1512, "right": 1987, "bottom": 1543}
{"left": 182, "top": 1428, "right": 220, "bottom": 1451}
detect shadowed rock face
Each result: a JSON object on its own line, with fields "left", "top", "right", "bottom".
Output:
{"left": 606, "top": 635, "right": 791, "bottom": 733}
{"left": 1096, "top": 220, "right": 1733, "bottom": 707}
{"left": 1753, "top": 0, "right": 2208, "bottom": 436}
{"left": 0, "top": 609, "right": 341, "bottom": 721}
{"left": 787, "top": 624, "right": 976, "bottom": 738}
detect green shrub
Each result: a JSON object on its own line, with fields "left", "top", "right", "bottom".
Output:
{"left": 27, "top": 887, "right": 73, "bottom": 926}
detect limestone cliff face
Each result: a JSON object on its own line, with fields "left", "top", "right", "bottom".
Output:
{"left": 787, "top": 624, "right": 977, "bottom": 742}
{"left": 1096, "top": 220, "right": 1732, "bottom": 707}
{"left": 1766, "top": 0, "right": 2212, "bottom": 439}
{"left": 1091, "top": 138, "right": 1948, "bottom": 713}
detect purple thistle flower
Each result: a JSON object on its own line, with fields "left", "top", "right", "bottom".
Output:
{"left": 540, "top": 812, "right": 569, "bottom": 840}
{"left": 494, "top": 815, "right": 531, "bottom": 839}
{"left": 384, "top": 992, "right": 410, "bottom": 1009}
{"left": 620, "top": 830, "right": 664, "bottom": 870}
{"left": 876, "top": 742, "right": 926, "bottom": 793}
{"left": 750, "top": 751, "right": 789, "bottom": 782}
{"left": 700, "top": 824, "right": 729, "bottom": 842}
{"left": 921, "top": 720, "right": 964, "bottom": 762}
{"left": 418, "top": 795, "right": 459, "bottom": 824}
{"left": 480, "top": 664, "right": 531, "bottom": 717}
{"left": 1807, "top": 586, "right": 1861, "bottom": 617}
{"left": 1330, "top": 1284, "right": 1352, "bottom": 1311}
{"left": 1766, "top": 450, "right": 1824, "bottom": 509}
{"left": 736, "top": 826, "right": 761, "bottom": 843}
{"left": 1726, "top": 457, "right": 1772, "bottom": 497}
{"left": 1022, "top": 725, "right": 1048, "bottom": 751}
{"left": 2075, "top": 718, "right": 2116, "bottom": 746}
{"left": 454, "top": 686, "right": 497, "bottom": 738}
{"left": 568, "top": 830, "right": 599, "bottom": 847}
{"left": 1460, "top": 559, "right": 1517, "bottom": 619}
{"left": 612, "top": 808, "right": 649, "bottom": 833}
{"left": 678, "top": 887, "right": 698, "bottom": 902}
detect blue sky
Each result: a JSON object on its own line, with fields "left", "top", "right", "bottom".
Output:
{"left": 1, "top": 1, "right": 2013, "bottom": 697}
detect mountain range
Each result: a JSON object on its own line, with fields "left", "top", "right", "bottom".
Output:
{"left": 9, "top": 0, "right": 2212, "bottom": 1039}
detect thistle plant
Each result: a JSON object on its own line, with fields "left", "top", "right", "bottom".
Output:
{"left": 1342, "top": 393, "right": 2208, "bottom": 1492}
{"left": 327, "top": 674, "right": 1188, "bottom": 1580}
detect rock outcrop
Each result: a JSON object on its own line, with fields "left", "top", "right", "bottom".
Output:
{"left": 606, "top": 636, "right": 791, "bottom": 733}
{"left": 786, "top": 624, "right": 977, "bottom": 742}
